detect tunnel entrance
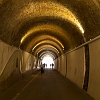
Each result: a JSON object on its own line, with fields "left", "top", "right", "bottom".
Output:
{"left": 42, "top": 55, "right": 54, "bottom": 69}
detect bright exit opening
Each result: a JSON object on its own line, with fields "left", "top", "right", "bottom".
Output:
{"left": 42, "top": 55, "right": 54, "bottom": 68}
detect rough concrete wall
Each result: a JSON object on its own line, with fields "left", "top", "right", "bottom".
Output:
{"left": 66, "top": 47, "right": 85, "bottom": 88}
{"left": 60, "top": 55, "right": 66, "bottom": 76}
{"left": 21, "top": 51, "right": 35, "bottom": 73}
{"left": 54, "top": 59, "right": 58, "bottom": 70}
{"left": 0, "top": 41, "right": 21, "bottom": 82}
{"left": 0, "top": 41, "right": 23, "bottom": 93}
{"left": 88, "top": 39, "right": 100, "bottom": 100}
{"left": 0, "top": 41, "right": 18, "bottom": 76}
{"left": 57, "top": 57, "right": 61, "bottom": 72}
{"left": 0, "top": 50, "right": 22, "bottom": 82}
{"left": 0, "top": 41, "right": 36, "bottom": 93}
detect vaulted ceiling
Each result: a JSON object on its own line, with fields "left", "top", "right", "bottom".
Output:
{"left": 0, "top": 0, "right": 100, "bottom": 59}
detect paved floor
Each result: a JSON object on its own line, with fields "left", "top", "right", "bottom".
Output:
{"left": 0, "top": 69, "right": 94, "bottom": 100}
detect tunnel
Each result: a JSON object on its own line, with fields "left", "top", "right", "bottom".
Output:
{"left": 0, "top": 0, "right": 100, "bottom": 99}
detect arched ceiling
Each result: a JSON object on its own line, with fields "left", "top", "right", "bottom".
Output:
{"left": 0, "top": 0, "right": 100, "bottom": 59}
{"left": 39, "top": 51, "right": 57, "bottom": 60}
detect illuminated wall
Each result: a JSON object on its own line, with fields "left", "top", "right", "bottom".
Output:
{"left": 88, "top": 39, "right": 100, "bottom": 100}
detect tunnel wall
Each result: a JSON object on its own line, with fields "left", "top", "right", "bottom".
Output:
{"left": 1, "top": 38, "right": 100, "bottom": 99}
{"left": 66, "top": 47, "right": 85, "bottom": 88}
{"left": 0, "top": 41, "right": 18, "bottom": 77}
{"left": 54, "top": 59, "right": 58, "bottom": 70}
{"left": 57, "top": 57, "right": 61, "bottom": 72}
{"left": 60, "top": 55, "right": 66, "bottom": 76}
{"left": 88, "top": 39, "right": 100, "bottom": 100}
{"left": 55, "top": 38, "right": 100, "bottom": 100}
{"left": 0, "top": 41, "right": 36, "bottom": 93}
{"left": 21, "top": 51, "right": 36, "bottom": 73}
{"left": 55, "top": 47, "right": 85, "bottom": 88}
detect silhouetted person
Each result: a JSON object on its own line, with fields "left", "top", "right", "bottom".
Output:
{"left": 43, "top": 63, "right": 45, "bottom": 72}
{"left": 52, "top": 63, "right": 54, "bottom": 69}
{"left": 46, "top": 64, "right": 47, "bottom": 67}
{"left": 40, "top": 63, "right": 44, "bottom": 74}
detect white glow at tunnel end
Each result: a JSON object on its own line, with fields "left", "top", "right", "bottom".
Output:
{"left": 42, "top": 55, "right": 54, "bottom": 68}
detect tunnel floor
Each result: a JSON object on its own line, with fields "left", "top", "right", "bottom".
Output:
{"left": 0, "top": 69, "right": 94, "bottom": 100}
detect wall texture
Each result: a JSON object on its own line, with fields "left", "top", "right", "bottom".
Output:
{"left": 0, "top": 41, "right": 18, "bottom": 76}
{"left": 0, "top": 41, "right": 21, "bottom": 82}
{"left": 57, "top": 57, "right": 61, "bottom": 72}
{"left": 60, "top": 55, "right": 66, "bottom": 76}
{"left": 88, "top": 39, "right": 100, "bottom": 100}
{"left": 66, "top": 47, "right": 85, "bottom": 88}
{"left": 21, "top": 51, "right": 35, "bottom": 73}
{"left": 0, "top": 41, "right": 36, "bottom": 93}
{"left": 55, "top": 39, "right": 100, "bottom": 100}
{"left": 54, "top": 59, "right": 58, "bottom": 70}
{"left": 1, "top": 38, "right": 100, "bottom": 100}
{"left": 56, "top": 39, "right": 100, "bottom": 100}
